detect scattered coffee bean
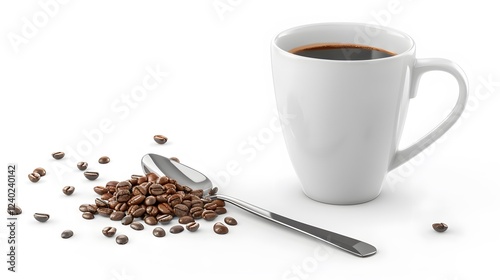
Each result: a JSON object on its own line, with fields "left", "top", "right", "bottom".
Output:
{"left": 224, "top": 216, "right": 237, "bottom": 226}
{"left": 82, "top": 212, "right": 95, "bottom": 219}
{"left": 179, "top": 216, "right": 194, "bottom": 224}
{"left": 62, "top": 186, "right": 75, "bottom": 195}
{"left": 169, "top": 225, "right": 184, "bottom": 234}
{"left": 209, "top": 187, "right": 218, "bottom": 195}
{"left": 52, "top": 152, "right": 65, "bottom": 159}
{"left": 84, "top": 171, "right": 99, "bottom": 181}
{"left": 186, "top": 222, "right": 200, "bottom": 232}
{"left": 110, "top": 211, "right": 125, "bottom": 221}
{"left": 169, "top": 157, "right": 180, "bottom": 163}
{"left": 130, "top": 222, "right": 144, "bottom": 231}
{"left": 116, "top": 234, "right": 128, "bottom": 245}
{"left": 153, "top": 135, "right": 168, "bottom": 144}
{"left": 97, "top": 207, "right": 113, "bottom": 216}
{"left": 121, "top": 215, "right": 134, "bottom": 225}
{"left": 7, "top": 205, "right": 22, "bottom": 215}
{"left": 28, "top": 172, "right": 41, "bottom": 183}
{"left": 79, "top": 204, "right": 89, "bottom": 212}
{"left": 102, "top": 226, "right": 117, "bottom": 237}
{"left": 34, "top": 213, "right": 50, "bottom": 222}
{"left": 33, "top": 167, "right": 46, "bottom": 177}
{"left": 153, "top": 227, "right": 166, "bottom": 237}
{"left": 98, "top": 156, "right": 110, "bottom": 164}
{"left": 77, "top": 161, "right": 88, "bottom": 171}
{"left": 93, "top": 186, "right": 108, "bottom": 195}
{"left": 432, "top": 222, "right": 448, "bottom": 232}
{"left": 213, "top": 222, "right": 228, "bottom": 234}
{"left": 157, "top": 214, "right": 173, "bottom": 224}
{"left": 61, "top": 230, "right": 73, "bottom": 239}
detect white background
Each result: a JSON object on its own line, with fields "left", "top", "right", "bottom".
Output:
{"left": 1, "top": 1, "right": 499, "bottom": 279}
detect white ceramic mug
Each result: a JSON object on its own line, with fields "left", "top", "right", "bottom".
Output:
{"left": 271, "top": 22, "right": 468, "bottom": 204}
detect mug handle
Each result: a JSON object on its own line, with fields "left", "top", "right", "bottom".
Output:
{"left": 389, "top": 58, "right": 468, "bottom": 171}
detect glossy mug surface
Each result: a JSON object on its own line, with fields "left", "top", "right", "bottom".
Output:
{"left": 271, "top": 23, "right": 468, "bottom": 204}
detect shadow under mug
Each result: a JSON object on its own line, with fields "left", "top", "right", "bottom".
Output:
{"left": 271, "top": 22, "right": 468, "bottom": 204}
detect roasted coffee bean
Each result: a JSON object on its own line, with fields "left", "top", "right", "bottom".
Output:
{"left": 174, "top": 204, "right": 189, "bottom": 217}
{"left": 77, "top": 161, "right": 88, "bottom": 171}
{"left": 106, "top": 181, "right": 119, "bottom": 193}
{"left": 95, "top": 198, "right": 108, "bottom": 207}
{"left": 169, "top": 225, "right": 184, "bottom": 234}
{"left": 116, "top": 234, "right": 128, "bottom": 245}
{"left": 156, "top": 176, "right": 169, "bottom": 185}
{"left": 34, "top": 213, "right": 50, "bottom": 222}
{"left": 128, "top": 194, "right": 146, "bottom": 205}
{"left": 156, "top": 194, "right": 168, "bottom": 203}
{"left": 169, "top": 157, "right": 180, "bottom": 163}
{"left": 136, "top": 176, "right": 147, "bottom": 185}
{"left": 182, "top": 200, "right": 192, "bottom": 208}
{"left": 213, "top": 222, "right": 229, "bottom": 234}
{"left": 146, "top": 205, "right": 159, "bottom": 216}
{"left": 116, "top": 180, "right": 132, "bottom": 191}
{"left": 204, "top": 202, "right": 217, "bottom": 210}
{"left": 224, "top": 216, "right": 237, "bottom": 225}
{"left": 209, "top": 187, "right": 218, "bottom": 195}
{"left": 129, "top": 177, "right": 138, "bottom": 185}
{"left": 191, "top": 189, "right": 204, "bottom": 198}
{"left": 84, "top": 171, "right": 99, "bottom": 181}
{"left": 149, "top": 183, "right": 165, "bottom": 196}
{"left": 116, "top": 190, "right": 132, "bottom": 203}
{"left": 33, "top": 167, "right": 46, "bottom": 177}
{"left": 101, "top": 192, "right": 113, "bottom": 200}
{"left": 102, "top": 226, "right": 117, "bottom": 237}
{"left": 82, "top": 212, "right": 95, "bottom": 219}
{"left": 186, "top": 222, "right": 200, "bottom": 232}
{"left": 168, "top": 194, "right": 182, "bottom": 207}
{"left": 144, "top": 216, "right": 158, "bottom": 226}
{"left": 98, "top": 156, "right": 110, "bottom": 164}
{"left": 157, "top": 214, "right": 173, "bottom": 224}
{"left": 153, "top": 227, "right": 166, "bottom": 237}
{"left": 131, "top": 207, "right": 146, "bottom": 218}
{"left": 115, "top": 202, "right": 129, "bottom": 212}
{"left": 93, "top": 186, "right": 108, "bottom": 195}
{"left": 132, "top": 185, "right": 148, "bottom": 196}
{"left": 432, "top": 223, "right": 448, "bottom": 232}
{"left": 61, "top": 230, "right": 73, "bottom": 239}
{"left": 121, "top": 215, "right": 134, "bottom": 225}
{"left": 178, "top": 216, "right": 194, "bottom": 224}
{"left": 166, "top": 188, "right": 177, "bottom": 195}
{"left": 190, "top": 207, "right": 204, "bottom": 219}
{"left": 153, "top": 135, "right": 168, "bottom": 144}
{"left": 79, "top": 204, "right": 90, "bottom": 212}
{"left": 215, "top": 207, "right": 227, "bottom": 215}
{"left": 62, "top": 186, "right": 75, "bottom": 195}
{"left": 130, "top": 222, "right": 144, "bottom": 231}
{"left": 87, "top": 204, "right": 97, "bottom": 213}
{"left": 110, "top": 211, "right": 125, "bottom": 221}
{"left": 52, "top": 152, "right": 65, "bottom": 159}
{"left": 214, "top": 199, "right": 225, "bottom": 207}
{"left": 28, "top": 172, "right": 41, "bottom": 182}
{"left": 97, "top": 207, "right": 113, "bottom": 216}
{"left": 108, "top": 198, "right": 118, "bottom": 209}
{"left": 144, "top": 196, "right": 156, "bottom": 206}
{"left": 158, "top": 203, "right": 173, "bottom": 215}
{"left": 147, "top": 172, "right": 159, "bottom": 182}
{"left": 7, "top": 205, "right": 22, "bottom": 215}
{"left": 202, "top": 210, "right": 217, "bottom": 221}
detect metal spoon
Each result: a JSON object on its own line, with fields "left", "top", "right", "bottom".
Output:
{"left": 141, "top": 153, "right": 377, "bottom": 257}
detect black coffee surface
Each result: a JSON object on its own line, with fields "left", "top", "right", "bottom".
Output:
{"left": 290, "top": 43, "right": 395, "bottom": 60}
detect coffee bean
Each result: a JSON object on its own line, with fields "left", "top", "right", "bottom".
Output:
{"left": 128, "top": 194, "right": 146, "bottom": 205}
{"left": 168, "top": 194, "right": 182, "bottom": 207}
{"left": 98, "top": 156, "right": 110, "bottom": 164}
{"left": 110, "top": 211, "right": 125, "bottom": 221}
{"left": 432, "top": 222, "right": 448, "bottom": 232}
{"left": 52, "top": 152, "right": 65, "bottom": 159}
{"left": 178, "top": 216, "right": 194, "bottom": 224}
{"left": 102, "top": 226, "right": 117, "bottom": 237}
{"left": 202, "top": 210, "right": 217, "bottom": 221}
{"left": 131, "top": 207, "right": 146, "bottom": 218}
{"left": 169, "top": 157, "right": 180, "bottom": 163}
{"left": 147, "top": 172, "right": 159, "bottom": 182}
{"left": 7, "top": 204, "right": 21, "bottom": 216}
{"left": 33, "top": 167, "right": 46, "bottom": 177}
{"left": 79, "top": 204, "right": 89, "bottom": 212}
{"left": 130, "top": 222, "right": 144, "bottom": 231}
{"left": 116, "top": 180, "right": 132, "bottom": 191}
{"left": 169, "top": 225, "right": 184, "bottom": 234}
{"left": 144, "top": 196, "right": 156, "bottom": 206}
{"left": 95, "top": 198, "right": 108, "bottom": 207}
{"left": 158, "top": 203, "right": 173, "bottom": 215}
{"left": 157, "top": 214, "right": 173, "bottom": 224}
{"left": 204, "top": 202, "right": 217, "bottom": 210}
{"left": 215, "top": 207, "right": 227, "bottom": 215}
{"left": 213, "top": 199, "right": 225, "bottom": 207}
{"left": 186, "top": 222, "right": 200, "bottom": 232}
{"left": 153, "top": 135, "right": 168, "bottom": 144}
{"left": 28, "top": 172, "right": 41, "bottom": 183}
{"left": 224, "top": 216, "right": 237, "bottom": 226}
{"left": 87, "top": 204, "right": 97, "bottom": 213}
{"left": 213, "top": 222, "right": 228, "bottom": 234}
{"left": 84, "top": 171, "right": 99, "bottom": 181}
{"left": 62, "top": 186, "right": 75, "bottom": 195}
{"left": 93, "top": 186, "right": 108, "bottom": 195}
{"left": 209, "top": 187, "right": 218, "bottom": 196}
{"left": 153, "top": 227, "right": 166, "bottom": 237}
{"left": 190, "top": 207, "right": 203, "bottom": 219}
{"left": 121, "top": 215, "right": 134, "bottom": 225}
{"left": 144, "top": 216, "right": 158, "bottom": 226}
{"left": 77, "top": 161, "right": 88, "bottom": 171}
{"left": 61, "top": 230, "right": 73, "bottom": 239}
{"left": 156, "top": 176, "right": 170, "bottom": 185}
{"left": 149, "top": 184, "right": 165, "bottom": 196}
{"left": 116, "top": 234, "right": 129, "bottom": 245}
{"left": 146, "top": 205, "right": 159, "bottom": 216}
{"left": 174, "top": 204, "right": 189, "bottom": 217}
{"left": 82, "top": 212, "right": 95, "bottom": 219}
{"left": 97, "top": 207, "right": 113, "bottom": 216}
{"left": 106, "top": 181, "right": 119, "bottom": 193}
{"left": 116, "top": 190, "right": 132, "bottom": 203}
{"left": 34, "top": 213, "right": 50, "bottom": 222}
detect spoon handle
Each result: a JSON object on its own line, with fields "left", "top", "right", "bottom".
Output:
{"left": 211, "top": 194, "right": 376, "bottom": 257}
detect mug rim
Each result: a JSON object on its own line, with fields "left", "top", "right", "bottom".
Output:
{"left": 272, "top": 22, "right": 416, "bottom": 62}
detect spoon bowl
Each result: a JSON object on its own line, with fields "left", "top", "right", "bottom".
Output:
{"left": 141, "top": 153, "right": 377, "bottom": 257}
